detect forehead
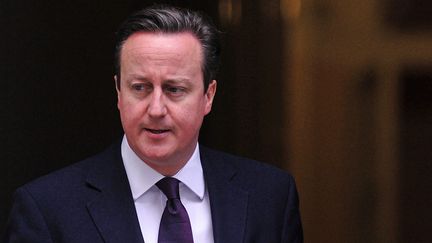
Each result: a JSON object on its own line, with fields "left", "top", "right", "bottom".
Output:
{"left": 120, "top": 31, "right": 203, "bottom": 65}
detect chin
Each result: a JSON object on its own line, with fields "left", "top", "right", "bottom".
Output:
{"left": 139, "top": 146, "right": 174, "bottom": 162}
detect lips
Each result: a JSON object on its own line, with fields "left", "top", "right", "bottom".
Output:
{"left": 145, "top": 128, "right": 170, "bottom": 134}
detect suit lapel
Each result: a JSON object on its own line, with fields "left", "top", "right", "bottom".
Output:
{"left": 82, "top": 143, "right": 249, "bottom": 243}
{"left": 201, "top": 147, "right": 249, "bottom": 243}
{"left": 85, "top": 144, "right": 144, "bottom": 243}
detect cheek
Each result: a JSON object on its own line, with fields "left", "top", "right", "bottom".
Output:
{"left": 118, "top": 98, "right": 142, "bottom": 125}
{"left": 175, "top": 101, "right": 206, "bottom": 128}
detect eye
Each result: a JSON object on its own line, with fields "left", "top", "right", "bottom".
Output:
{"left": 166, "top": 86, "right": 182, "bottom": 93}
{"left": 164, "top": 86, "right": 186, "bottom": 96}
{"left": 131, "top": 83, "right": 151, "bottom": 92}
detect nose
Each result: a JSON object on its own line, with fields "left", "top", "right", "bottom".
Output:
{"left": 147, "top": 90, "right": 167, "bottom": 118}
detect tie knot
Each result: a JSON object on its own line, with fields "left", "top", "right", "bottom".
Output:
{"left": 156, "top": 177, "right": 180, "bottom": 200}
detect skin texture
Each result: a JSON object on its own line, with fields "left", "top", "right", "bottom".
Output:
{"left": 116, "top": 32, "right": 217, "bottom": 176}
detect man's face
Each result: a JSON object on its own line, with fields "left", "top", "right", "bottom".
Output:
{"left": 116, "top": 32, "right": 216, "bottom": 176}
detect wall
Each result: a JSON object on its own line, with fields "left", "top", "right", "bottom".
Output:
{"left": 282, "top": 0, "right": 432, "bottom": 242}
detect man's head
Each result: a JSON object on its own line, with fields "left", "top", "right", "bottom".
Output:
{"left": 115, "top": 5, "right": 219, "bottom": 176}
{"left": 114, "top": 5, "right": 220, "bottom": 92}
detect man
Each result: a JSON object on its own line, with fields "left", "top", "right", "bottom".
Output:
{"left": 4, "top": 5, "right": 303, "bottom": 243}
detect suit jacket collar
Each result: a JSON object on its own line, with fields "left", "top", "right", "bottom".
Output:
{"left": 82, "top": 142, "right": 249, "bottom": 243}
{"left": 200, "top": 146, "right": 249, "bottom": 243}
{"left": 84, "top": 142, "right": 145, "bottom": 243}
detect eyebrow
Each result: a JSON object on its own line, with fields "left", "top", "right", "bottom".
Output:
{"left": 125, "top": 75, "right": 193, "bottom": 86}
{"left": 125, "top": 74, "right": 148, "bottom": 82}
{"left": 164, "top": 79, "right": 191, "bottom": 85}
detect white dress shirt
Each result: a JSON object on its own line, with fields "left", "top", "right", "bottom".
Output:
{"left": 121, "top": 136, "right": 214, "bottom": 243}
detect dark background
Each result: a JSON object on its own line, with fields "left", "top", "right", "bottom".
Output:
{"left": 2, "top": 0, "right": 432, "bottom": 242}
{"left": 1, "top": 0, "right": 285, "bottom": 231}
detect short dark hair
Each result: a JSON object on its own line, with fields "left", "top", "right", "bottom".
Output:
{"left": 114, "top": 5, "right": 221, "bottom": 92}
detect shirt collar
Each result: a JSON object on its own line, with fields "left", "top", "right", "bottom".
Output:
{"left": 121, "top": 136, "right": 205, "bottom": 201}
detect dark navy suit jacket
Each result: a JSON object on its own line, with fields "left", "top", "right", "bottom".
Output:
{"left": 4, "top": 142, "right": 303, "bottom": 243}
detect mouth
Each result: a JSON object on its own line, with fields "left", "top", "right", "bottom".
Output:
{"left": 144, "top": 128, "right": 170, "bottom": 134}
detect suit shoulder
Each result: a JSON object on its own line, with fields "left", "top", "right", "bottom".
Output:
{"left": 19, "top": 143, "right": 119, "bottom": 197}
{"left": 200, "top": 146, "right": 295, "bottom": 183}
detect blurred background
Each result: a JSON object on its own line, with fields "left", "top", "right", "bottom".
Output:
{"left": 1, "top": 0, "right": 431, "bottom": 242}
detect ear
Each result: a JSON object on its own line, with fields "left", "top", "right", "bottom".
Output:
{"left": 204, "top": 80, "right": 217, "bottom": 115}
{"left": 114, "top": 75, "right": 121, "bottom": 110}
{"left": 114, "top": 75, "right": 120, "bottom": 92}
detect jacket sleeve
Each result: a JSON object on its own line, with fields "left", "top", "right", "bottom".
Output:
{"left": 3, "top": 187, "right": 54, "bottom": 243}
{"left": 281, "top": 175, "right": 304, "bottom": 243}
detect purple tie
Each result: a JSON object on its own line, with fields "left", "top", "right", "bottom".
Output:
{"left": 156, "top": 177, "right": 194, "bottom": 243}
